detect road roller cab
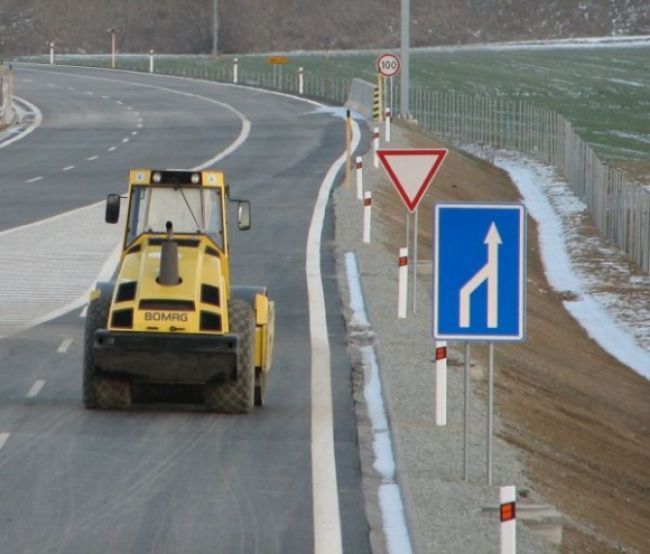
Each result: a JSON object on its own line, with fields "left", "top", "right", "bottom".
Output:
{"left": 83, "top": 169, "right": 274, "bottom": 413}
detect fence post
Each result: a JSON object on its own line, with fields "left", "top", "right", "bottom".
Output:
{"left": 149, "top": 50, "right": 155, "bottom": 73}
{"left": 363, "top": 192, "right": 372, "bottom": 244}
{"left": 298, "top": 66, "right": 304, "bottom": 95}
{"left": 233, "top": 58, "right": 239, "bottom": 84}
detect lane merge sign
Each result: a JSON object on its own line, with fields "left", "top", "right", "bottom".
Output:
{"left": 433, "top": 203, "right": 526, "bottom": 342}
{"left": 376, "top": 53, "right": 401, "bottom": 78}
{"left": 377, "top": 148, "right": 448, "bottom": 213}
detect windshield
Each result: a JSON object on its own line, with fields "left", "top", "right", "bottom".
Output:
{"left": 126, "top": 186, "right": 224, "bottom": 249}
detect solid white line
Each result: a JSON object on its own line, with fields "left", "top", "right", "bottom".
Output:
{"left": 26, "top": 380, "right": 46, "bottom": 398}
{"left": 0, "top": 433, "right": 9, "bottom": 450}
{"left": 307, "top": 118, "right": 360, "bottom": 554}
{"left": 26, "top": 176, "right": 43, "bottom": 183}
{"left": 57, "top": 338, "right": 73, "bottom": 353}
{"left": 87, "top": 155, "right": 98, "bottom": 161}
{"left": 62, "top": 165, "right": 75, "bottom": 171}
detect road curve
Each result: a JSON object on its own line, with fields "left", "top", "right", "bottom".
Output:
{"left": 0, "top": 65, "right": 369, "bottom": 553}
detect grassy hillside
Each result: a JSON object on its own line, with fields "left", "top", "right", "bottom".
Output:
{"left": 1, "top": 0, "right": 650, "bottom": 56}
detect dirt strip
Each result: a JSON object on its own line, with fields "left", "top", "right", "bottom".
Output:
{"left": 336, "top": 122, "right": 649, "bottom": 553}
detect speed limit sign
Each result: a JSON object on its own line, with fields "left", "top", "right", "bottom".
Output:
{"left": 376, "top": 53, "right": 401, "bottom": 77}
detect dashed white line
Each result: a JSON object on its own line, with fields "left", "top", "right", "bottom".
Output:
{"left": 87, "top": 155, "right": 99, "bottom": 161}
{"left": 107, "top": 146, "right": 117, "bottom": 152}
{"left": 47, "top": 83, "right": 55, "bottom": 87}
{"left": 137, "top": 123, "right": 143, "bottom": 128}
{"left": 122, "top": 138, "right": 130, "bottom": 143}
{"left": 62, "top": 165, "right": 75, "bottom": 171}
{"left": 127, "top": 106, "right": 133, "bottom": 111}
{"left": 101, "top": 95, "right": 110, "bottom": 100}
{"left": 116, "top": 100, "right": 123, "bottom": 105}
{"left": 57, "top": 338, "right": 73, "bottom": 354}
{"left": 66, "top": 87, "right": 75, "bottom": 91}
{"left": 26, "top": 176, "right": 43, "bottom": 183}
{"left": 85, "top": 91, "right": 95, "bottom": 95}
{"left": 131, "top": 131, "right": 138, "bottom": 136}
{"left": 26, "top": 380, "right": 46, "bottom": 398}
{"left": 134, "top": 112, "right": 140, "bottom": 116}
{"left": 0, "top": 433, "right": 10, "bottom": 451}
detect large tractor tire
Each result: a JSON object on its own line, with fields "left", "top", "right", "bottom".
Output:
{"left": 205, "top": 299, "right": 255, "bottom": 414}
{"left": 83, "top": 289, "right": 132, "bottom": 410}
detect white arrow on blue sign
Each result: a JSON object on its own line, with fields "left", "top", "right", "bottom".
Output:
{"left": 433, "top": 203, "right": 526, "bottom": 342}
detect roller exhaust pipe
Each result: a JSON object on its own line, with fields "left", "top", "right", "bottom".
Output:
{"left": 158, "top": 221, "right": 180, "bottom": 286}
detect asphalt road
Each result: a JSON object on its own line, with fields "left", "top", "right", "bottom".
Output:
{"left": 0, "top": 65, "right": 370, "bottom": 553}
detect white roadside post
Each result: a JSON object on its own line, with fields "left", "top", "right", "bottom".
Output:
{"left": 49, "top": 42, "right": 55, "bottom": 65}
{"left": 149, "top": 50, "right": 155, "bottom": 73}
{"left": 398, "top": 247, "right": 408, "bottom": 318}
{"left": 373, "top": 127, "right": 380, "bottom": 168}
{"left": 298, "top": 66, "right": 304, "bottom": 95}
{"left": 385, "top": 107, "right": 391, "bottom": 142}
{"left": 435, "top": 341, "right": 447, "bottom": 425}
{"left": 363, "top": 192, "right": 372, "bottom": 244}
{"left": 355, "top": 156, "right": 363, "bottom": 200}
{"left": 500, "top": 486, "right": 517, "bottom": 554}
{"left": 233, "top": 57, "right": 239, "bottom": 84}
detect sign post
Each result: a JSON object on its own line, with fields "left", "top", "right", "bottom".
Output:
{"left": 378, "top": 149, "right": 447, "bottom": 315}
{"left": 267, "top": 56, "right": 289, "bottom": 89}
{"left": 376, "top": 53, "right": 400, "bottom": 119}
{"left": 433, "top": 203, "right": 526, "bottom": 484}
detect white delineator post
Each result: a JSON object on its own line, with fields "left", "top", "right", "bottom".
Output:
{"left": 500, "top": 486, "right": 517, "bottom": 554}
{"left": 298, "top": 66, "right": 304, "bottom": 95}
{"left": 398, "top": 247, "right": 408, "bottom": 318}
{"left": 149, "top": 50, "right": 155, "bottom": 73}
{"left": 385, "top": 107, "right": 391, "bottom": 142}
{"left": 355, "top": 156, "right": 363, "bottom": 200}
{"left": 363, "top": 192, "right": 372, "bottom": 244}
{"left": 435, "top": 340, "right": 447, "bottom": 426}
{"left": 233, "top": 57, "right": 239, "bottom": 84}
{"left": 373, "top": 127, "right": 380, "bottom": 168}
{"left": 49, "top": 42, "right": 55, "bottom": 65}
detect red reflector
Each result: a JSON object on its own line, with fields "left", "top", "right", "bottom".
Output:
{"left": 373, "top": 131, "right": 379, "bottom": 138}
{"left": 500, "top": 502, "right": 516, "bottom": 522}
{"left": 399, "top": 256, "right": 408, "bottom": 267}
{"left": 356, "top": 162, "right": 362, "bottom": 169}
{"left": 435, "top": 347, "right": 447, "bottom": 361}
{"left": 364, "top": 198, "right": 372, "bottom": 207}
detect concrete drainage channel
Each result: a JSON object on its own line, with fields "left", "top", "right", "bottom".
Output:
{"left": 334, "top": 123, "right": 564, "bottom": 553}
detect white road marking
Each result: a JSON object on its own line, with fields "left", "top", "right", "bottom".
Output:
{"left": 85, "top": 91, "right": 94, "bottom": 95}
{"left": 101, "top": 95, "right": 110, "bottom": 100}
{"left": 47, "top": 83, "right": 55, "bottom": 87}
{"left": 307, "top": 116, "right": 361, "bottom": 554}
{"left": 66, "top": 87, "right": 75, "bottom": 91}
{"left": 108, "top": 146, "right": 117, "bottom": 152}
{"left": 26, "top": 380, "right": 46, "bottom": 398}
{"left": 0, "top": 97, "right": 43, "bottom": 150}
{"left": 26, "top": 176, "right": 43, "bottom": 183}
{"left": 122, "top": 137, "right": 130, "bottom": 143}
{"left": 87, "top": 155, "right": 99, "bottom": 161}
{"left": 131, "top": 131, "right": 137, "bottom": 136}
{"left": 0, "top": 433, "right": 10, "bottom": 451}
{"left": 62, "top": 165, "right": 75, "bottom": 171}
{"left": 116, "top": 100, "right": 123, "bottom": 105}
{"left": 137, "top": 123, "right": 143, "bottom": 128}
{"left": 134, "top": 112, "right": 140, "bottom": 116}
{"left": 127, "top": 106, "right": 133, "bottom": 110}
{"left": 57, "top": 338, "right": 73, "bottom": 353}
{"left": 79, "top": 304, "right": 88, "bottom": 318}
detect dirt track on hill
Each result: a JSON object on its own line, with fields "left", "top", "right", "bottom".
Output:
{"left": 375, "top": 124, "right": 650, "bottom": 553}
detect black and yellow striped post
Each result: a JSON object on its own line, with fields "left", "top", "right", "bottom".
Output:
{"left": 373, "top": 74, "right": 383, "bottom": 122}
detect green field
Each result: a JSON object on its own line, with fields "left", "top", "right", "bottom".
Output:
{"left": 17, "top": 45, "right": 650, "bottom": 162}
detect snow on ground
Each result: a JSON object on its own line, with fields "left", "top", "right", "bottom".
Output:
{"left": 493, "top": 155, "right": 650, "bottom": 379}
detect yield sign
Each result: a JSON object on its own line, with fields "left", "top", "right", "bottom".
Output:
{"left": 377, "top": 149, "right": 448, "bottom": 213}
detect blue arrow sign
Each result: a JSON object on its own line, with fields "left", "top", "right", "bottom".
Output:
{"left": 433, "top": 203, "right": 526, "bottom": 342}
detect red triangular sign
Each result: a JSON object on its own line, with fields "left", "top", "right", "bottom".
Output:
{"left": 377, "top": 148, "right": 448, "bottom": 213}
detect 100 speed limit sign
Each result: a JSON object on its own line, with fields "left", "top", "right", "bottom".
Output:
{"left": 376, "top": 53, "right": 401, "bottom": 77}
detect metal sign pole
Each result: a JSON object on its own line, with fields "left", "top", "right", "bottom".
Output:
{"left": 405, "top": 210, "right": 410, "bottom": 255}
{"left": 412, "top": 207, "right": 418, "bottom": 314}
{"left": 488, "top": 342, "right": 494, "bottom": 486}
{"left": 464, "top": 342, "right": 470, "bottom": 482}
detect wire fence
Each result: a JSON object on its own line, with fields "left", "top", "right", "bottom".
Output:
{"left": 28, "top": 55, "right": 650, "bottom": 271}
{"left": 403, "top": 87, "right": 650, "bottom": 272}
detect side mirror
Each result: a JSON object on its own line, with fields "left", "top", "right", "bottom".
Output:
{"left": 105, "top": 194, "right": 121, "bottom": 224}
{"left": 237, "top": 201, "right": 251, "bottom": 231}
